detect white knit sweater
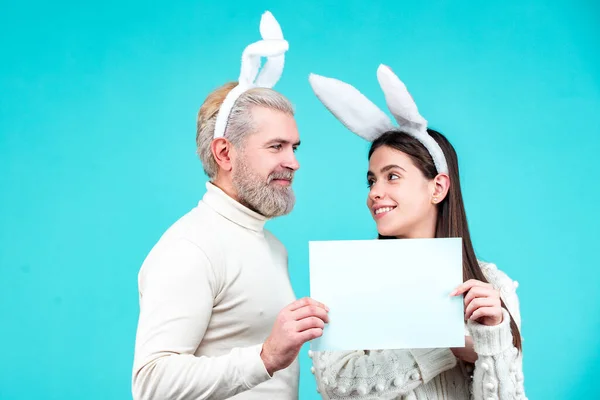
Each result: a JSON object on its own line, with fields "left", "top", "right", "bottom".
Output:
{"left": 309, "top": 262, "right": 526, "bottom": 400}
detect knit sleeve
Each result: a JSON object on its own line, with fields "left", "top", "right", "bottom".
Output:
{"left": 131, "top": 238, "right": 271, "bottom": 400}
{"left": 468, "top": 264, "right": 527, "bottom": 400}
{"left": 309, "top": 347, "right": 457, "bottom": 399}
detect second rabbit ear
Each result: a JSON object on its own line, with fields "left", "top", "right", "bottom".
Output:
{"left": 238, "top": 11, "right": 288, "bottom": 87}
{"left": 308, "top": 73, "right": 395, "bottom": 141}
{"left": 254, "top": 11, "right": 287, "bottom": 87}
{"left": 239, "top": 39, "right": 288, "bottom": 87}
{"left": 377, "top": 64, "right": 427, "bottom": 134}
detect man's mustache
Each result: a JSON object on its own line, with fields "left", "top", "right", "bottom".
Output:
{"left": 268, "top": 170, "right": 294, "bottom": 183}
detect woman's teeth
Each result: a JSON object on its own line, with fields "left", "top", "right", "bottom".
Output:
{"left": 375, "top": 207, "right": 395, "bottom": 215}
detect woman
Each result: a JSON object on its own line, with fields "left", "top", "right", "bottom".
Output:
{"left": 306, "top": 66, "right": 526, "bottom": 399}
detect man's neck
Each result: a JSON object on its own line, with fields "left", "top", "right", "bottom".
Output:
{"left": 211, "top": 177, "right": 240, "bottom": 203}
{"left": 209, "top": 175, "right": 267, "bottom": 219}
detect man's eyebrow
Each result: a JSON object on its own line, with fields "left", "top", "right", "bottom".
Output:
{"left": 265, "top": 138, "right": 301, "bottom": 146}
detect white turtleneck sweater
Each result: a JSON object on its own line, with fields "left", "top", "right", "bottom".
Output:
{"left": 132, "top": 182, "right": 299, "bottom": 400}
{"left": 309, "top": 262, "right": 526, "bottom": 400}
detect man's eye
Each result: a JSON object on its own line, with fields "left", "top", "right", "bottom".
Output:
{"left": 271, "top": 144, "right": 282, "bottom": 150}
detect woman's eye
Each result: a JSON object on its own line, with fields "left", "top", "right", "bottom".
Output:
{"left": 388, "top": 173, "right": 399, "bottom": 181}
{"left": 367, "top": 179, "right": 374, "bottom": 188}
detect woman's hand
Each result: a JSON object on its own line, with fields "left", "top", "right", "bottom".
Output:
{"left": 451, "top": 279, "right": 503, "bottom": 326}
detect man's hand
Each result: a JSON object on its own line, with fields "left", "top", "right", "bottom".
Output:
{"left": 261, "top": 297, "right": 329, "bottom": 376}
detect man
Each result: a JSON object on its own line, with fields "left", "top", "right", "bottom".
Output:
{"left": 131, "top": 12, "right": 329, "bottom": 400}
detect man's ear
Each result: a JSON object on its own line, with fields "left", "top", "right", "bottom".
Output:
{"left": 211, "top": 138, "right": 234, "bottom": 172}
{"left": 431, "top": 173, "right": 450, "bottom": 204}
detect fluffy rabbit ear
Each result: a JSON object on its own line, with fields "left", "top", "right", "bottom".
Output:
{"left": 377, "top": 64, "right": 427, "bottom": 134}
{"left": 259, "top": 10, "right": 283, "bottom": 40}
{"left": 252, "top": 43, "right": 286, "bottom": 87}
{"left": 253, "top": 11, "right": 287, "bottom": 87}
{"left": 238, "top": 12, "right": 288, "bottom": 87}
{"left": 308, "top": 73, "right": 395, "bottom": 141}
{"left": 214, "top": 11, "right": 288, "bottom": 139}
{"left": 239, "top": 38, "right": 288, "bottom": 87}
{"left": 377, "top": 64, "right": 449, "bottom": 174}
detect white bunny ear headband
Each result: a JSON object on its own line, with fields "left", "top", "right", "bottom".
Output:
{"left": 213, "top": 11, "right": 288, "bottom": 139}
{"left": 308, "top": 65, "right": 448, "bottom": 174}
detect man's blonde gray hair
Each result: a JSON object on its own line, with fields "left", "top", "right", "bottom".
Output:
{"left": 196, "top": 82, "right": 295, "bottom": 179}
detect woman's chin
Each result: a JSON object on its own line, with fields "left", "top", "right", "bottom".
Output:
{"left": 376, "top": 224, "right": 400, "bottom": 238}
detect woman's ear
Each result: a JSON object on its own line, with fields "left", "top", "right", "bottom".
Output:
{"left": 431, "top": 173, "right": 451, "bottom": 204}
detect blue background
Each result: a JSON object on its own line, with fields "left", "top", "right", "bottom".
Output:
{"left": 1, "top": 0, "right": 599, "bottom": 399}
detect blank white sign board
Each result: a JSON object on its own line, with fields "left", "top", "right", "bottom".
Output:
{"left": 309, "top": 238, "right": 465, "bottom": 351}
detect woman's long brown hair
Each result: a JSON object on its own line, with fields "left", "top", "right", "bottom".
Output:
{"left": 369, "top": 129, "right": 522, "bottom": 351}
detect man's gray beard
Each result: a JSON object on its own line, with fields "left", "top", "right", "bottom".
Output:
{"left": 232, "top": 157, "right": 295, "bottom": 218}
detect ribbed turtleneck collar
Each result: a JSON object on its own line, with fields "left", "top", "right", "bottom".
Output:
{"left": 201, "top": 182, "right": 268, "bottom": 233}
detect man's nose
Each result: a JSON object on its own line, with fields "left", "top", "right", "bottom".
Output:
{"left": 282, "top": 150, "right": 300, "bottom": 171}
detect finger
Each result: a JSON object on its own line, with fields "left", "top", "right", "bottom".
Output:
{"left": 464, "top": 286, "right": 499, "bottom": 308}
{"left": 296, "top": 316, "right": 325, "bottom": 332}
{"left": 287, "top": 297, "right": 329, "bottom": 312}
{"left": 470, "top": 307, "right": 502, "bottom": 321}
{"left": 450, "top": 279, "right": 492, "bottom": 296}
{"left": 298, "top": 327, "right": 324, "bottom": 343}
{"left": 465, "top": 297, "right": 499, "bottom": 320}
{"left": 286, "top": 297, "right": 312, "bottom": 311}
{"left": 292, "top": 304, "right": 329, "bottom": 323}
{"left": 463, "top": 287, "right": 490, "bottom": 307}
{"left": 451, "top": 279, "right": 484, "bottom": 296}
